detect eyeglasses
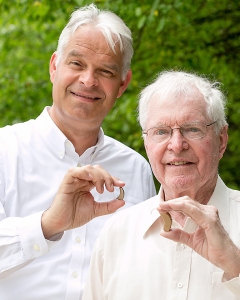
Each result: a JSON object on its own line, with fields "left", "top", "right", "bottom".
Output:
{"left": 143, "top": 121, "right": 217, "bottom": 144}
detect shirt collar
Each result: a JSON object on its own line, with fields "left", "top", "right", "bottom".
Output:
{"left": 35, "top": 107, "right": 105, "bottom": 161}
{"left": 79, "top": 128, "right": 105, "bottom": 163}
{"left": 142, "top": 176, "right": 229, "bottom": 237}
{"left": 208, "top": 175, "right": 229, "bottom": 231}
{"left": 142, "top": 193, "right": 161, "bottom": 238}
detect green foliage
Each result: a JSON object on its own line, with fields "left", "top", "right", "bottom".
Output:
{"left": 1, "top": 0, "right": 240, "bottom": 190}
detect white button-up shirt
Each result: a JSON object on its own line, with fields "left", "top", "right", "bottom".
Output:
{"left": 0, "top": 107, "right": 156, "bottom": 300}
{"left": 83, "top": 177, "right": 240, "bottom": 300}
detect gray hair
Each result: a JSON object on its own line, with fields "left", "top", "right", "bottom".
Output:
{"left": 55, "top": 4, "right": 133, "bottom": 78}
{"left": 138, "top": 70, "right": 228, "bottom": 133}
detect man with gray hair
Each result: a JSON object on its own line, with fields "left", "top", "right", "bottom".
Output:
{"left": 0, "top": 4, "right": 156, "bottom": 299}
{"left": 83, "top": 70, "right": 240, "bottom": 299}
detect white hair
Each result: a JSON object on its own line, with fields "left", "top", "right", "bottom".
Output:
{"left": 138, "top": 70, "right": 228, "bottom": 133}
{"left": 55, "top": 4, "right": 133, "bottom": 78}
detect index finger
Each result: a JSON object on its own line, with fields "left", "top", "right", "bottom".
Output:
{"left": 91, "top": 165, "right": 125, "bottom": 194}
{"left": 159, "top": 198, "right": 218, "bottom": 230}
{"left": 159, "top": 196, "right": 192, "bottom": 210}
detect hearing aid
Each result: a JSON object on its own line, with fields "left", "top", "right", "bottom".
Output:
{"left": 160, "top": 212, "right": 172, "bottom": 231}
{"left": 117, "top": 187, "right": 124, "bottom": 200}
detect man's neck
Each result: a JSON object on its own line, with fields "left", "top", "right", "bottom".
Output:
{"left": 66, "top": 128, "right": 99, "bottom": 156}
{"left": 162, "top": 174, "right": 218, "bottom": 205}
{"left": 48, "top": 107, "right": 101, "bottom": 156}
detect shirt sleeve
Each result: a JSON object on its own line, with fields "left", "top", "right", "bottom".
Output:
{"left": 0, "top": 132, "right": 54, "bottom": 277}
{"left": 0, "top": 210, "right": 59, "bottom": 277}
{"left": 223, "top": 274, "right": 240, "bottom": 297}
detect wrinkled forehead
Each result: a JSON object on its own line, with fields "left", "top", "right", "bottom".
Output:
{"left": 150, "top": 83, "right": 204, "bottom": 106}
{"left": 145, "top": 86, "right": 209, "bottom": 127}
{"left": 70, "top": 26, "right": 113, "bottom": 52}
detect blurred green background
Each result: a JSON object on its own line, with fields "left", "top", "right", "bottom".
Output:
{"left": 0, "top": 0, "right": 240, "bottom": 190}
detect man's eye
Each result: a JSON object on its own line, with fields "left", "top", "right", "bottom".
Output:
{"left": 100, "top": 69, "right": 114, "bottom": 77}
{"left": 70, "top": 61, "right": 82, "bottom": 67}
{"left": 103, "top": 70, "right": 113, "bottom": 75}
{"left": 186, "top": 127, "right": 200, "bottom": 132}
{"left": 154, "top": 129, "right": 169, "bottom": 136}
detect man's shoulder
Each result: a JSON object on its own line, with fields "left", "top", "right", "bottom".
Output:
{"left": 98, "top": 135, "right": 156, "bottom": 201}
{"left": 103, "top": 135, "right": 147, "bottom": 161}
{"left": 217, "top": 177, "right": 240, "bottom": 204}
{"left": 0, "top": 118, "right": 34, "bottom": 133}
{"left": 0, "top": 119, "right": 36, "bottom": 154}
{"left": 229, "top": 187, "right": 240, "bottom": 202}
{"left": 0, "top": 108, "right": 47, "bottom": 141}
{"left": 0, "top": 119, "right": 34, "bottom": 138}
{"left": 104, "top": 135, "right": 137, "bottom": 152}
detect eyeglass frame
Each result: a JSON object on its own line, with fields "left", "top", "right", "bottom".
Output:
{"left": 142, "top": 120, "right": 217, "bottom": 144}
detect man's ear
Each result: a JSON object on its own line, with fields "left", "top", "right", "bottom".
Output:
{"left": 219, "top": 125, "right": 228, "bottom": 159}
{"left": 49, "top": 52, "right": 57, "bottom": 83}
{"left": 117, "top": 70, "right": 132, "bottom": 98}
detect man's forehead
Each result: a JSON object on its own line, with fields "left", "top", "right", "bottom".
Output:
{"left": 146, "top": 92, "right": 208, "bottom": 125}
{"left": 152, "top": 87, "right": 203, "bottom": 102}
{"left": 68, "top": 26, "right": 120, "bottom": 56}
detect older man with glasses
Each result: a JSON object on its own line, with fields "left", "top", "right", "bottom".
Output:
{"left": 82, "top": 70, "right": 240, "bottom": 300}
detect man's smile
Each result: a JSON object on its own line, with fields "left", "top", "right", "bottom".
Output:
{"left": 168, "top": 161, "right": 192, "bottom": 166}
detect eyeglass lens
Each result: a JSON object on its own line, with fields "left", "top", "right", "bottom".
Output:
{"left": 147, "top": 122, "right": 209, "bottom": 143}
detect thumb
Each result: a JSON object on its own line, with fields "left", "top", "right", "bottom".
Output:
{"left": 94, "top": 199, "right": 125, "bottom": 217}
{"left": 161, "top": 228, "right": 190, "bottom": 245}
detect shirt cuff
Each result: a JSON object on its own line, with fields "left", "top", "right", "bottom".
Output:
{"left": 222, "top": 273, "right": 240, "bottom": 297}
{"left": 18, "top": 211, "right": 61, "bottom": 259}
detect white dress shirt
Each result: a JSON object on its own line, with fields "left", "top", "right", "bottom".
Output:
{"left": 0, "top": 107, "right": 156, "bottom": 300}
{"left": 82, "top": 176, "right": 240, "bottom": 300}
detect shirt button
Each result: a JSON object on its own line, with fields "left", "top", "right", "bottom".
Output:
{"left": 59, "top": 152, "right": 64, "bottom": 158}
{"left": 77, "top": 163, "right": 81, "bottom": 167}
{"left": 72, "top": 271, "right": 78, "bottom": 278}
{"left": 181, "top": 244, "right": 186, "bottom": 249}
{"left": 33, "top": 244, "right": 40, "bottom": 251}
{"left": 177, "top": 282, "right": 183, "bottom": 288}
{"left": 75, "top": 237, "right": 81, "bottom": 243}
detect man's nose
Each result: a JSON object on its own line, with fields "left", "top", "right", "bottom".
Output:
{"left": 167, "top": 128, "right": 189, "bottom": 152}
{"left": 79, "top": 69, "right": 98, "bottom": 87}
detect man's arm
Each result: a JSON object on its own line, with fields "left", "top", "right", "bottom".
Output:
{"left": 0, "top": 165, "right": 125, "bottom": 276}
{"left": 158, "top": 196, "right": 240, "bottom": 296}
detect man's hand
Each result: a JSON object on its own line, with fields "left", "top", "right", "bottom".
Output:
{"left": 158, "top": 196, "right": 240, "bottom": 280}
{"left": 42, "top": 165, "right": 125, "bottom": 239}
